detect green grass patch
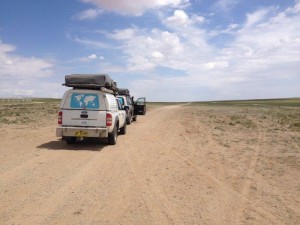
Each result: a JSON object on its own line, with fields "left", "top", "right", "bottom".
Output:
{"left": 32, "top": 98, "right": 61, "bottom": 103}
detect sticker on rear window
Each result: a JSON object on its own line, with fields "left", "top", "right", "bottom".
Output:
{"left": 70, "top": 93, "right": 99, "bottom": 109}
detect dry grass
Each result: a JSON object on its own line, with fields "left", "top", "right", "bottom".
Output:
{"left": 0, "top": 102, "right": 59, "bottom": 125}
{"left": 179, "top": 104, "right": 300, "bottom": 224}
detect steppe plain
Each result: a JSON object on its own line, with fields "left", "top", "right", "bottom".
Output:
{"left": 0, "top": 99, "right": 299, "bottom": 225}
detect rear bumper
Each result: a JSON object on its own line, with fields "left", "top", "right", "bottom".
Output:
{"left": 56, "top": 127, "right": 108, "bottom": 138}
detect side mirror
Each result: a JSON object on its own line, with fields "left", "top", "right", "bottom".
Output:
{"left": 123, "top": 106, "right": 129, "bottom": 111}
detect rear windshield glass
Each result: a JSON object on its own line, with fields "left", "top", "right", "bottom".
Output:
{"left": 70, "top": 93, "right": 99, "bottom": 109}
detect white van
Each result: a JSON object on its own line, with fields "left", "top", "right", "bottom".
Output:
{"left": 56, "top": 88, "right": 126, "bottom": 145}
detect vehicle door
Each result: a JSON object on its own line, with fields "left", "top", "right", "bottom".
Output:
{"left": 135, "top": 97, "right": 146, "bottom": 115}
{"left": 116, "top": 99, "right": 126, "bottom": 126}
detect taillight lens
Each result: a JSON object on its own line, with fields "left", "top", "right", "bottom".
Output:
{"left": 106, "top": 113, "right": 112, "bottom": 126}
{"left": 58, "top": 111, "right": 62, "bottom": 125}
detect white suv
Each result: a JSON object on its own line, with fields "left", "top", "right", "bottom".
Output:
{"left": 56, "top": 88, "right": 126, "bottom": 145}
{"left": 116, "top": 95, "right": 137, "bottom": 124}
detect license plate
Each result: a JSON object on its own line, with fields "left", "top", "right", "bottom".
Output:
{"left": 75, "top": 131, "right": 88, "bottom": 137}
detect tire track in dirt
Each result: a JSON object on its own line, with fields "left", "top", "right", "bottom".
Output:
{"left": 233, "top": 125, "right": 265, "bottom": 223}
{"left": 3, "top": 150, "right": 108, "bottom": 225}
{"left": 0, "top": 149, "right": 99, "bottom": 223}
{"left": 145, "top": 106, "right": 239, "bottom": 224}
{"left": 138, "top": 106, "right": 238, "bottom": 224}
{"left": 51, "top": 146, "right": 136, "bottom": 225}
{"left": 172, "top": 141, "right": 285, "bottom": 225}
{"left": 121, "top": 105, "right": 185, "bottom": 225}
{"left": 124, "top": 151, "right": 174, "bottom": 225}
{"left": 165, "top": 106, "right": 285, "bottom": 225}
{"left": 157, "top": 108, "right": 241, "bottom": 224}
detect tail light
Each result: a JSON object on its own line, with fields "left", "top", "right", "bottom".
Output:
{"left": 58, "top": 111, "right": 63, "bottom": 125}
{"left": 106, "top": 112, "right": 112, "bottom": 126}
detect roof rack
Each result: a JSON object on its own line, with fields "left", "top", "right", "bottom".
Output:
{"left": 63, "top": 74, "right": 118, "bottom": 94}
{"left": 117, "top": 88, "right": 130, "bottom": 96}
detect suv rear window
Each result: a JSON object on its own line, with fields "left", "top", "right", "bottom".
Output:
{"left": 70, "top": 93, "right": 99, "bottom": 109}
{"left": 117, "top": 97, "right": 125, "bottom": 106}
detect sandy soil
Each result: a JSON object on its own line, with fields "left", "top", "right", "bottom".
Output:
{"left": 0, "top": 104, "right": 299, "bottom": 225}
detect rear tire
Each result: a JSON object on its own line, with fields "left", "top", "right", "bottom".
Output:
{"left": 126, "top": 115, "right": 132, "bottom": 125}
{"left": 120, "top": 122, "right": 126, "bottom": 135}
{"left": 133, "top": 116, "right": 137, "bottom": 122}
{"left": 108, "top": 125, "right": 117, "bottom": 145}
{"left": 65, "top": 137, "right": 76, "bottom": 144}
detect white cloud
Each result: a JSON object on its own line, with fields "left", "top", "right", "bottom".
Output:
{"left": 66, "top": 53, "right": 106, "bottom": 64}
{"left": 165, "top": 10, "right": 207, "bottom": 27}
{"left": 0, "top": 42, "right": 53, "bottom": 78}
{"left": 236, "top": 5, "right": 300, "bottom": 57}
{"left": 74, "top": 8, "right": 103, "bottom": 20}
{"left": 82, "top": 54, "right": 105, "bottom": 61}
{"left": 244, "top": 8, "right": 271, "bottom": 28}
{"left": 215, "top": 0, "right": 239, "bottom": 11}
{"left": 109, "top": 28, "right": 186, "bottom": 72}
{"left": 88, "top": 54, "right": 97, "bottom": 59}
{"left": 191, "top": 15, "right": 206, "bottom": 24}
{"left": 166, "top": 10, "right": 189, "bottom": 25}
{"left": 202, "top": 61, "right": 229, "bottom": 70}
{"left": 80, "top": 0, "right": 189, "bottom": 15}
{"left": 108, "top": 28, "right": 136, "bottom": 40}
{"left": 0, "top": 40, "right": 58, "bottom": 97}
{"left": 68, "top": 35, "right": 111, "bottom": 49}
{"left": 152, "top": 51, "right": 164, "bottom": 58}
{"left": 209, "top": 23, "right": 240, "bottom": 37}
{"left": 286, "top": 0, "right": 300, "bottom": 13}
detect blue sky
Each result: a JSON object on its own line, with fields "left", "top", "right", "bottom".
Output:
{"left": 0, "top": 0, "right": 299, "bottom": 101}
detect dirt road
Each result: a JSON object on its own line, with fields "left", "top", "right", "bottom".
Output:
{"left": 1, "top": 104, "right": 299, "bottom": 225}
